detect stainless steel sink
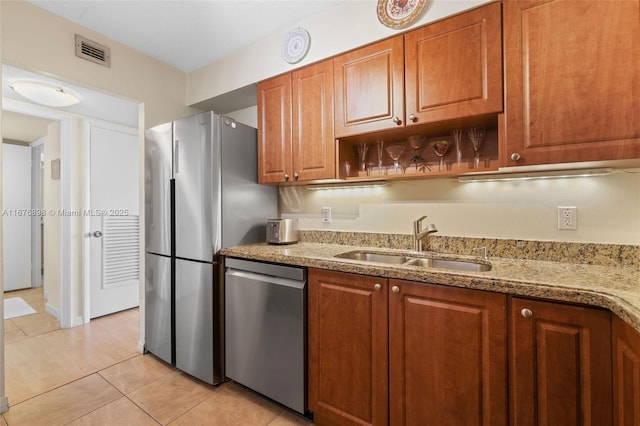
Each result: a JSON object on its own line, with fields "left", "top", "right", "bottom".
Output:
{"left": 334, "top": 250, "right": 491, "bottom": 272}
{"left": 403, "top": 257, "right": 492, "bottom": 272}
{"left": 334, "top": 251, "right": 410, "bottom": 265}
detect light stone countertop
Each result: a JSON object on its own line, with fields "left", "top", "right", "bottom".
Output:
{"left": 220, "top": 242, "right": 640, "bottom": 334}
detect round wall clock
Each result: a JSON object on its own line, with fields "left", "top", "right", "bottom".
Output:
{"left": 377, "top": 0, "right": 431, "bottom": 29}
{"left": 281, "top": 28, "right": 311, "bottom": 64}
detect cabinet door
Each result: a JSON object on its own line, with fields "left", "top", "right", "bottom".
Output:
{"left": 308, "top": 269, "right": 388, "bottom": 426}
{"left": 334, "top": 36, "right": 405, "bottom": 137}
{"left": 257, "top": 73, "right": 292, "bottom": 183}
{"left": 404, "top": 2, "right": 502, "bottom": 125}
{"left": 389, "top": 280, "right": 507, "bottom": 426}
{"left": 292, "top": 60, "right": 336, "bottom": 181}
{"left": 502, "top": 0, "right": 640, "bottom": 166}
{"left": 613, "top": 316, "right": 640, "bottom": 426}
{"left": 510, "top": 297, "right": 612, "bottom": 426}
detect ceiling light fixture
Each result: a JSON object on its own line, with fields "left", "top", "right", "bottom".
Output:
{"left": 457, "top": 168, "right": 614, "bottom": 183}
{"left": 306, "top": 181, "right": 389, "bottom": 191}
{"left": 9, "top": 80, "right": 80, "bottom": 107}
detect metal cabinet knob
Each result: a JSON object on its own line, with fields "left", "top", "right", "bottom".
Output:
{"left": 511, "top": 153, "right": 521, "bottom": 161}
{"left": 93, "top": 231, "right": 103, "bottom": 238}
{"left": 392, "top": 285, "right": 400, "bottom": 293}
{"left": 293, "top": 172, "right": 299, "bottom": 180}
{"left": 408, "top": 114, "right": 417, "bottom": 123}
{"left": 284, "top": 173, "right": 290, "bottom": 181}
{"left": 520, "top": 308, "right": 533, "bottom": 318}
{"left": 392, "top": 116, "right": 402, "bottom": 125}
{"left": 374, "top": 284, "right": 382, "bottom": 291}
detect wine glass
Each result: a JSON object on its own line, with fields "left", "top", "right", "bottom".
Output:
{"left": 432, "top": 140, "right": 450, "bottom": 172}
{"left": 452, "top": 129, "right": 463, "bottom": 170}
{"left": 467, "top": 128, "right": 485, "bottom": 169}
{"left": 407, "top": 135, "right": 425, "bottom": 172}
{"left": 385, "top": 144, "right": 406, "bottom": 174}
{"left": 376, "top": 140, "right": 385, "bottom": 175}
{"left": 355, "top": 143, "right": 369, "bottom": 172}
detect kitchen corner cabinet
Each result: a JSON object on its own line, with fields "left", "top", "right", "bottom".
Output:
{"left": 308, "top": 269, "right": 388, "bottom": 426}
{"left": 510, "top": 297, "right": 612, "bottom": 426}
{"left": 502, "top": 0, "right": 640, "bottom": 167}
{"left": 389, "top": 279, "right": 507, "bottom": 426}
{"left": 333, "top": 36, "right": 405, "bottom": 138}
{"left": 613, "top": 315, "right": 640, "bottom": 426}
{"left": 308, "top": 269, "right": 507, "bottom": 425}
{"left": 404, "top": 1, "right": 502, "bottom": 125}
{"left": 257, "top": 60, "right": 335, "bottom": 184}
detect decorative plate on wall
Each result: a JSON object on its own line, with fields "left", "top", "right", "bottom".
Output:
{"left": 281, "top": 28, "right": 311, "bottom": 64}
{"left": 377, "top": 0, "right": 431, "bottom": 29}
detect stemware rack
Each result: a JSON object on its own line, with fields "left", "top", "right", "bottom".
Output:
{"left": 337, "top": 119, "right": 499, "bottom": 181}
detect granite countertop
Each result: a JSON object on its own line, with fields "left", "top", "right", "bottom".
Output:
{"left": 220, "top": 242, "right": 640, "bottom": 334}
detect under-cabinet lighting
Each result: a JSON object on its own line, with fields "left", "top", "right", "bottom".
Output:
{"left": 10, "top": 80, "right": 80, "bottom": 107}
{"left": 457, "top": 168, "right": 614, "bottom": 183}
{"left": 306, "top": 181, "right": 389, "bottom": 191}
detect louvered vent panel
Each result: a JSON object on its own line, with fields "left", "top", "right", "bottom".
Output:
{"left": 103, "top": 215, "right": 139, "bottom": 288}
{"left": 75, "top": 34, "right": 111, "bottom": 67}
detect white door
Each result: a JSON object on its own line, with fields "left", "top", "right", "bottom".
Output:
{"left": 89, "top": 125, "right": 139, "bottom": 318}
{"left": 2, "top": 143, "right": 32, "bottom": 291}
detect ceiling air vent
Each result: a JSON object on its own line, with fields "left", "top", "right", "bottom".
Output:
{"left": 75, "top": 34, "right": 111, "bottom": 67}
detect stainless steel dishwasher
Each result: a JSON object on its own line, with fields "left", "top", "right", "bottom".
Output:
{"left": 224, "top": 258, "right": 308, "bottom": 416}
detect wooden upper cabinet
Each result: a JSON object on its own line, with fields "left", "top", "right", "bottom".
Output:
{"left": 257, "top": 60, "right": 335, "bottom": 184}
{"left": 613, "top": 316, "right": 640, "bottom": 426}
{"left": 510, "top": 297, "right": 612, "bottom": 426}
{"left": 257, "top": 73, "right": 292, "bottom": 184}
{"left": 334, "top": 36, "right": 405, "bottom": 138}
{"left": 308, "top": 269, "right": 388, "bottom": 426}
{"left": 389, "top": 280, "right": 507, "bottom": 426}
{"left": 404, "top": 2, "right": 503, "bottom": 125}
{"left": 291, "top": 60, "right": 335, "bottom": 181}
{"left": 502, "top": 0, "right": 640, "bottom": 166}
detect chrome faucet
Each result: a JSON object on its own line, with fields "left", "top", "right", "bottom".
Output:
{"left": 413, "top": 215, "right": 438, "bottom": 252}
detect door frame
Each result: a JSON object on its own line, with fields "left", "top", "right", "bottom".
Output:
{"left": 81, "top": 119, "right": 139, "bottom": 323}
{"left": 3, "top": 98, "right": 75, "bottom": 327}
{"left": 30, "top": 139, "right": 44, "bottom": 288}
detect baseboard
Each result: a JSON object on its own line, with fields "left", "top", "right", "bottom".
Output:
{"left": 45, "top": 303, "right": 60, "bottom": 320}
{"left": 0, "top": 395, "right": 9, "bottom": 413}
{"left": 71, "top": 316, "right": 85, "bottom": 327}
{"left": 137, "top": 340, "right": 145, "bottom": 354}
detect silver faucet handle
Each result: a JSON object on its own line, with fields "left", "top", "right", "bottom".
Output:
{"left": 472, "top": 247, "right": 487, "bottom": 260}
{"left": 414, "top": 216, "right": 428, "bottom": 233}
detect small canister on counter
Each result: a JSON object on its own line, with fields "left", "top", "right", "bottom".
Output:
{"left": 266, "top": 218, "right": 299, "bottom": 244}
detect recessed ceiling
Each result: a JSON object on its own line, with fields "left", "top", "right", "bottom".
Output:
{"left": 27, "top": 0, "right": 345, "bottom": 73}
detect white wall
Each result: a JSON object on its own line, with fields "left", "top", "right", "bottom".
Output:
{"left": 188, "top": 0, "right": 490, "bottom": 104}
{"left": 43, "top": 121, "right": 61, "bottom": 312}
{"left": 281, "top": 171, "right": 640, "bottom": 245}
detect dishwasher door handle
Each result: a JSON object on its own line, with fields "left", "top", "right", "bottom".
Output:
{"left": 225, "top": 268, "right": 306, "bottom": 290}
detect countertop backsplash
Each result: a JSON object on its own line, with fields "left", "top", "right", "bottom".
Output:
{"left": 299, "top": 230, "right": 640, "bottom": 269}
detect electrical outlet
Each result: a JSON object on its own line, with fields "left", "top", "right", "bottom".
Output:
{"left": 557, "top": 206, "right": 577, "bottom": 230}
{"left": 321, "top": 207, "right": 331, "bottom": 223}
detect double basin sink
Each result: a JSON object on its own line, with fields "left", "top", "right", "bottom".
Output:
{"left": 334, "top": 250, "right": 492, "bottom": 272}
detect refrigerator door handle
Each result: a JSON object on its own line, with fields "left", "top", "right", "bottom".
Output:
{"left": 173, "top": 139, "right": 180, "bottom": 174}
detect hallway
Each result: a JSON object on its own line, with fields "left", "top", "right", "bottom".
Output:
{"left": 2, "top": 289, "right": 309, "bottom": 425}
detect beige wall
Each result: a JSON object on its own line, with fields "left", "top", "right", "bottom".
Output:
{"left": 1, "top": 0, "right": 197, "bottom": 127}
{"left": 43, "top": 121, "right": 61, "bottom": 311}
{"left": 281, "top": 171, "right": 640, "bottom": 245}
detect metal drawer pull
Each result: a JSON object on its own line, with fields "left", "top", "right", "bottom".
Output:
{"left": 392, "top": 285, "right": 400, "bottom": 293}
{"left": 374, "top": 284, "right": 382, "bottom": 291}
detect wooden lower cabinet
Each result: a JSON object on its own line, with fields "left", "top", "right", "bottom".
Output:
{"left": 388, "top": 279, "right": 507, "bottom": 426}
{"left": 308, "top": 269, "right": 388, "bottom": 426}
{"left": 510, "top": 297, "right": 612, "bottom": 426}
{"left": 613, "top": 315, "right": 640, "bottom": 426}
{"left": 308, "top": 269, "right": 507, "bottom": 425}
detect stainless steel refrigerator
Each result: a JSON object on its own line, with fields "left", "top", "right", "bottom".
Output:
{"left": 144, "top": 111, "right": 277, "bottom": 385}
